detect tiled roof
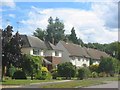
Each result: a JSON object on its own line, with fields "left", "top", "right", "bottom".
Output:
{"left": 84, "top": 47, "right": 109, "bottom": 60}
{"left": 59, "top": 41, "right": 109, "bottom": 60}
{"left": 20, "top": 35, "right": 47, "bottom": 49}
{"left": 20, "top": 35, "right": 60, "bottom": 51}
{"left": 60, "top": 41, "right": 90, "bottom": 58}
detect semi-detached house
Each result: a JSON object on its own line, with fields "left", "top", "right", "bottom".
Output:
{"left": 56, "top": 41, "right": 109, "bottom": 68}
{"left": 20, "top": 35, "right": 62, "bottom": 71}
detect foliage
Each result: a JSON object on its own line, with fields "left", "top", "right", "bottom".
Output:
{"left": 57, "top": 62, "right": 76, "bottom": 79}
{"left": 22, "top": 54, "right": 42, "bottom": 80}
{"left": 33, "top": 28, "right": 46, "bottom": 41}
{"left": 51, "top": 69, "right": 58, "bottom": 79}
{"left": 98, "top": 72, "right": 107, "bottom": 77}
{"left": 77, "top": 67, "right": 91, "bottom": 80}
{"left": 12, "top": 69, "right": 27, "bottom": 79}
{"left": 91, "top": 72, "right": 98, "bottom": 78}
{"left": 2, "top": 25, "right": 24, "bottom": 80}
{"left": 9, "top": 64, "right": 16, "bottom": 77}
{"left": 41, "top": 67, "right": 48, "bottom": 72}
{"left": 68, "top": 27, "right": 79, "bottom": 44}
{"left": 35, "top": 67, "right": 52, "bottom": 80}
{"left": 46, "top": 17, "right": 65, "bottom": 44}
{"left": 89, "top": 64, "right": 99, "bottom": 73}
{"left": 98, "top": 57, "right": 118, "bottom": 76}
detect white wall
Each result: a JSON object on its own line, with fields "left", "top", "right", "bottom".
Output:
{"left": 45, "top": 50, "right": 62, "bottom": 57}
{"left": 21, "top": 48, "right": 33, "bottom": 55}
{"left": 70, "top": 56, "right": 90, "bottom": 67}
{"left": 92, "top": 60, "right": 100, "bottom": 65}
{"left": 21, "top": 48, "right": 44, "bottom": 56}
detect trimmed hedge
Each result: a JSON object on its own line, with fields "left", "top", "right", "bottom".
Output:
{"left": 12, "top": 70, "right": 27, "bottom": 79}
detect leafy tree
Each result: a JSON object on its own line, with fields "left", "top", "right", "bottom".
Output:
{"left": 33, "top": 28, "right": 46, "bottom": 41}
{"left": 2, "top": 25, "right": 23, "bottom": 80}
{"left": 98, "top": 57, "right": 118, "bottom": 76}
{"left": 68, "top": 27, "right": 79, "bottom": 44}
{"left": 22, "top": 54, "right": 42, "bottom": 80}
{"left": 46, "top": 17, "right": 65, "bottom": 44}
{"left": 57, "top": 62, "right": 76, "bottom": 79}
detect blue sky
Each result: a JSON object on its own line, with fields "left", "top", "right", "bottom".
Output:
{"left": 2, "top": 2, "right": 91, "bottom": 29}
{"left": 1, "top": 1, "right": 118, "bottom": 44}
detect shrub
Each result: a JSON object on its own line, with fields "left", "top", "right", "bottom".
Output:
{"left": 92, "top": 72, "right": 98, "bottom": 78}
{"left": 77, "top": 67, "right": 90, "bottom": 80}
{"left": 89, "top": 64, "right": 99, "bottom": 73}
{"left": 57, "top": 62, "right": 76, "bottom": 79}
{"left": 9, "top": 64, "right": 16, "bottom": 77}
{"left": 98, "top": 72, "right": 107, "bottom": 77}
{"left": 35, "top": 67, "right": 52, "bottom": 80}
{"left": 51, "top": 69, "right": 58, "bottom": 79}
{"left": 12, "top": 69, "right": 27, "bottom": 79}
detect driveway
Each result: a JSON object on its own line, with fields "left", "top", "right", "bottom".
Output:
{"left": 84, "top": 81, "right": 119, "bottom": 88}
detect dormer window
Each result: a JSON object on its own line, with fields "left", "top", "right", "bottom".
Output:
{"left": 33, "top": 49, "right": 39, "bottom": 55}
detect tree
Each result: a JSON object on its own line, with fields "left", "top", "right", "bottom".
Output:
{"left": 57, "top": 62, "right": 76, "bottom": 79}
{"left": 22, "top": 54, "right": 42, "bottom": 80}
{"left": 68, "top": 27, "right": 79, "bottom": 44}
{"left": 33, "top": 28, "right": 46, "bottom": 41}
{"left": 98, "top": 57, "right": 118, "bottom": 76}
{"left": 2, "top": 25, "right": 23, "bottom": 80}
{"left": 46, "top": 17, "right": 65, "bottom": 44}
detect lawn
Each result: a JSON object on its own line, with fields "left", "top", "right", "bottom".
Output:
{"left": 2, "top": 79, "right": 56, "bottom": 85}
{"left": 1, "top": 76, "right": 118, "bottom": 88}
{"left": 39, "top": 77, "right": 118, "bottom": 88}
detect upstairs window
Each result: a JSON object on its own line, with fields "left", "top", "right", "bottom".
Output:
{"left": 55, "top": 51, "right": 59, "bottom": 56}
{"left": 33, "top": 49, "right": 39, "bottom": 55}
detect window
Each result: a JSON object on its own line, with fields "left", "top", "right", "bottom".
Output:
{"left": 55, "top": 51, "right": 59, "bottom": 56}
{"left": 71, "top": 56, "right": 75, "bottom": 60}
{"left": 78, "top": 57, "right": 81, "bottom": 61}
{"left": 33, "top": 49, "right": 39, "bottom": 55}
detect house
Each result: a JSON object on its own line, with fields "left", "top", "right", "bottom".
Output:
{"left": 84, "top": 47, "right": 109, "bottom": 65}
{"left": 56, "top": 41, "right": 109, "bottom": 67}
{"left": 56, "top": 41, "right": 90, "bottom": 67}
{"left": 20, "top": 35, "right": 62, "bottom": 70}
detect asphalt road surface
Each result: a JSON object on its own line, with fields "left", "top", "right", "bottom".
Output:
{"left": 85, "top": 81, "right": 119, "bottom": 88}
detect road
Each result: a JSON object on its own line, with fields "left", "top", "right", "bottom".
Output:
{"left": 84, "top": 81, "right": 119, "bottom": 88}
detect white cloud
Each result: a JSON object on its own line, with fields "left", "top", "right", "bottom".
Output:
{"left": 19, "top": 2, "right": 118, "bottom": 44}
{"left": 1, "top": 0, "right": 16, "bottom": 8}
{"left": 8, "top": 14, "right": 16, "bottom": 18}
{"left": 91, "top": 2, "right": 118, "bottom": 29}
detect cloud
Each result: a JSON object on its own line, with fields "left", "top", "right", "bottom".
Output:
{"left": 91, "top": 2, "right": 118, "bottom": 29}
{"left": 8, "top": 14, "right": 16, "bottom": 18}
{"left": 1, "top": 0, "right": 16, "bottom": 8}
{"left": 19, "top": 2, "right": 118, "bottom": 44}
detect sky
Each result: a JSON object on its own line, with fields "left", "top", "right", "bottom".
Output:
{"left": 0, "top": 0, "right": 119, "bottom": 44}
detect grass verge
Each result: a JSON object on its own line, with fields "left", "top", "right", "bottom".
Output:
{"left": 2, "top": 80, "right": 56, "bottom": 85}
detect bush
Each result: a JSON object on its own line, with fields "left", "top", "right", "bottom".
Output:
{"left": 77, "top": 67, "right": 90, "bottom": 80}
{"left": 57, "top": 62, "right": 76, "bottom": 79}
{"left": 89, "top": 64, "right": 99, "bottom": 73}
{"left": 98, "top": 72, "right": 107, "bottom": 77}
{"left": 92, "top": 72, "right": 98, "bottom": 78}
{"left": 9, "top": 64, "right": 16, "bottom": 77}
{"left": 35, "top": 67, "right": 52, "bottom": 80}
{"left": 51, "top": 69, "right": 58, "bottom": 79}
{"left": 12, "top": 69, "right": 27, "bottom": 79}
